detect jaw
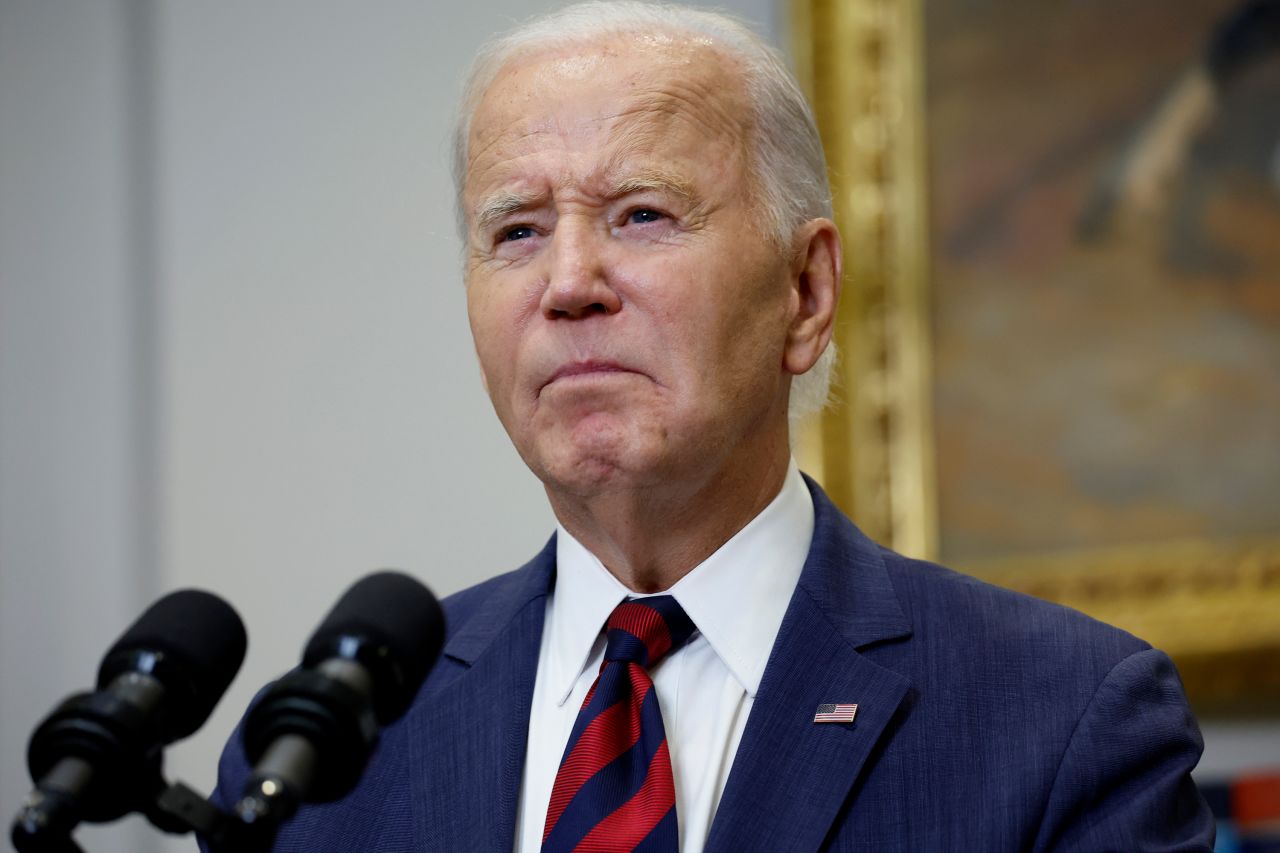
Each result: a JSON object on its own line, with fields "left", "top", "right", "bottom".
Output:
{"left": 537, "top": 410, "right": 796, "bottom": 593}
{"left": 523, "top": 407, "right": 675, "bottom": 497}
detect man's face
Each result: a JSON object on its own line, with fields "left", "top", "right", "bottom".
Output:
{"left": 463, "top": 37, "right": 798, "bottom": 498}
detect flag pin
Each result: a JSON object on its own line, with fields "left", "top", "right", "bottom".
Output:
{"left": 813, "top": 703, "right": 858, "bottom": 724}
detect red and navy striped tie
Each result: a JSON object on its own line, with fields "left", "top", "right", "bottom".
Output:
{"left": 541, "top": 595, "right": 695, "bottom": 853}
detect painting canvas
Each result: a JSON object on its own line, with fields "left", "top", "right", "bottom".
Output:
{"left": 925, "top": 0, "right": 1280, "bottom": 565}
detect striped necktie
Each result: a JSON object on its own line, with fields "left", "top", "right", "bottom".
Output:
{"left": 541, "top": 595, "right": 696, "bottom": 853}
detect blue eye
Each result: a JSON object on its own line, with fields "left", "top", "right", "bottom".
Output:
{"left": 502, "top": 226, "right": 535, "bottom": 242}
{"left": 628, "top": 209, "right": 664, "bottom": 224}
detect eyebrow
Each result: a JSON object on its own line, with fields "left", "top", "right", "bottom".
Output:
{"left": 470, "top": 168, "right": 699, "bottom": 235}
{"left": 473, "top": 189, "right": 543, "bottom": 235}
{"left": 607, "top": 169, "right": 698, "bottom": 207}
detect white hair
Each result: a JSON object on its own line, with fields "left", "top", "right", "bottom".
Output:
{"left": 453, "top": 1, "right": 836, "bottom": 422}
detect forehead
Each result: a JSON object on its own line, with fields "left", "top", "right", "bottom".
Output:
{"left": 464, "top": 35, "right": 751, "bottom": 199}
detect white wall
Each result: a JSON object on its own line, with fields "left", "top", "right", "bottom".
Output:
{"left": 1, "top": 3, "right": 157, "bottom": 850}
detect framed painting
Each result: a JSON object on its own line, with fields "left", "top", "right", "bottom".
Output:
{"left": 790, "top": 0, "right": 1280, "bottom": 713}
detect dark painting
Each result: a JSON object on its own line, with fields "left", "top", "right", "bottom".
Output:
{"left": 926, "top": 0, "right": 1280, "bottom": 564}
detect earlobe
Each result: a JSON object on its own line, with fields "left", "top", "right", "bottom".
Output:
{"left": 783, "top": 219, "right": 841, "bottom": 376}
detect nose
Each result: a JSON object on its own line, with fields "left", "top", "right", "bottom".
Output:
{"left": 539, "top": 218, "right": 621, "bottom": 319}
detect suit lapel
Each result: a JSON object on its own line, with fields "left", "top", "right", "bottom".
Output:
{"left": 706, "top": 482, "right": 913, "bottom": 852}
{"left": 410, "top": 539, "right": 556, "bottom": 851}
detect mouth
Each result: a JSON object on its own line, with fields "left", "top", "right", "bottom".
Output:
{"left": 541, "top": 360, "right": 638, "bottom": 391}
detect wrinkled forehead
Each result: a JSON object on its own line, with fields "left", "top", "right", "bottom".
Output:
{"left": 463, "top": 35, "right": 753, "bottom": 196}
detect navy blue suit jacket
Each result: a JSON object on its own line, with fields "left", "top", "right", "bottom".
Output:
{"left": 213, "top": 479, "right": 1214, "bottom": 850}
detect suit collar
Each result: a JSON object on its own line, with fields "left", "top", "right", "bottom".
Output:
{"left": 442, "top": 534, "right": 556, "bottom": 665}
{"left": 706, "top": 477, "right": 914, "bottom": 852}
{"left": 795, "top": 474, "right": 912, "bottom": 650}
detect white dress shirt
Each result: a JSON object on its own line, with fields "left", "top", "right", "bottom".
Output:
{"left": 513, "top": 461, "right": 815, "bottom": 853}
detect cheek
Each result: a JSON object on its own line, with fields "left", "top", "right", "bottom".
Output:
{"left": 467, "top": 292, "right": 516, "bottom": 394}
{"left": 635, "top": 253, "right": 787, "bottom": 382}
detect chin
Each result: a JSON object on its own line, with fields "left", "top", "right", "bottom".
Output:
{"left": 532, "top": 431, "right": 666, "bottom": 497}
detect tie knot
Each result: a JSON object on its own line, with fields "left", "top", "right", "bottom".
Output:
{"left": 603, "top": 595, "right": 695, "bottom": 668}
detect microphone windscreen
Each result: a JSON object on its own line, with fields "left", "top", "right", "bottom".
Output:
{"left": 302, "top": 571, "right": 445, "bottom": 722}
{"left": 97, "top": 589, "right": 248, "bottom": 739}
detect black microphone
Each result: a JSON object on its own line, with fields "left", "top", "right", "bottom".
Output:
{"left": 13, "top": 589, "right": 247, "bottom": 849}
{"left": 233, "top": 571, "right": 445, "bottom": 831}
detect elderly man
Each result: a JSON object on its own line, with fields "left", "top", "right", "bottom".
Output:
{"left": 215, "top": 2, "right": 1213, "bottom": 850}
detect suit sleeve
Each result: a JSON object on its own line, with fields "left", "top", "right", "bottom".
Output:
{"left": 1032, "top": 647, "right": 1216, "bottom": 851}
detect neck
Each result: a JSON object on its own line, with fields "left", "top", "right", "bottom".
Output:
{"left": 548, "top": 447, "right": 792, "bottom": 593}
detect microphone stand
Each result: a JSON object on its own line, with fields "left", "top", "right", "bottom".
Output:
{"left": 11, "top": 765, "right": 89, "bottom": 853}
{"left": 11, "top": 772, "right": 278, "bottom": 853}
{"left": 152, "top": 780, "right": 276, "bottom": 853}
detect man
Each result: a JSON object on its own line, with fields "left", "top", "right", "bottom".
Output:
{"left": 215, "top": 2, "right": 1214, "bottom": 849}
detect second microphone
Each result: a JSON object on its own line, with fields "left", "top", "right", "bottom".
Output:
{"left": 232, "top": 571, "right": 445, "bottom": 835}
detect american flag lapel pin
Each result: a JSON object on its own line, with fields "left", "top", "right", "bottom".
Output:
{"left": 813, "top": 703, "right": 858, "bottom": 724}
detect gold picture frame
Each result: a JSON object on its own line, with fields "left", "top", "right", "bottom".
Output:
{"left": 789, "top": 0, "right": 1280, "bottom": 714}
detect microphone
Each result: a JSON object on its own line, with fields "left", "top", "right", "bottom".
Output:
{"left": 13, "top": 590, "right": 247, "bottom": 848}
{"left": 233, "top": 571, "right": 444, "bottom": 830}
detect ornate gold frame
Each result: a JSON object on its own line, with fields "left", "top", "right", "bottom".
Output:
{"left": 789, "top": 0, "right": 1280, "bottom": 713}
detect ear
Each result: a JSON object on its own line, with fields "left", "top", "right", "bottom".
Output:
{"left": 783, "top": 218, "right": 841, "bottom": 376}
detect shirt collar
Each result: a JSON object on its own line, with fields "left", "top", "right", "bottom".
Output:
{"left": 548, "top": 460, "right": 814, "bottom": 705}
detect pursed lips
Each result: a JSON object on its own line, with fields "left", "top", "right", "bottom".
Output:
{"left": 539, "top": 360, "right": 640, "bottom": 393}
